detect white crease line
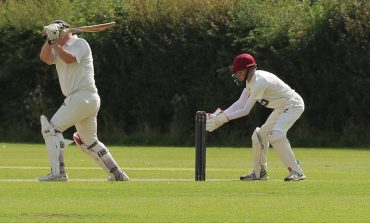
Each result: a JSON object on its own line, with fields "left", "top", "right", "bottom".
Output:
{"left": 0, "top": 178, "right": 243, "bottom": 182}
{"left": 0, "top": 166, "right": 243, "bottom": 171}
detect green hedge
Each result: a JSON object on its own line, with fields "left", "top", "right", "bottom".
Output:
{"left": 0, "top": 0, "right": 369, "bottom": 146}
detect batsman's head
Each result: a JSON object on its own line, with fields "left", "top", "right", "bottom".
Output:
{"left": 53, "top": 20, "right": 72, "bottom": 44}
{"left": 52, "top": 20, "right": 70, "bottom": 29}
{"left": 232, "top": 53, "right": 256, "bottom": 73}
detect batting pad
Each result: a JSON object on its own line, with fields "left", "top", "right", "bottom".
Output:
{"left": 251, "top": 128, "right": 263, "bottom": 178}
{"left": 73, "top": 132, "right": 127, "bottom": 180}
{"left": 268, "top": 130, "right": 303, "bottom": 174}
{"left": 251, "top": 127, "right": 269, "bottom": 178}
{"left": 40, "top": 115, "right": 65, "bottom": 175}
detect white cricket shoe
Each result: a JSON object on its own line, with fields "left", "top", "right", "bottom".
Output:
{"left": 38, "top": 172, "right": 69, "bottom": 182}
{"left": 240, "top": 170, "right": 269, "bottom": 181}
{"left": 284, "top": 171, "right": 306, "bottom": 181}
{"left": 108, "top": 172, "right": 130, "bottom": 181}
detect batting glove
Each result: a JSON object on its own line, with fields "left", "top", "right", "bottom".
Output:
{"left": 43, "top": 23, "right": 62, "bottom": 45}
{"left": 206, "top": 108, "right": 229, "bottom": 132}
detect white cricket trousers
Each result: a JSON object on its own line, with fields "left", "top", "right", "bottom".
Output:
{"left": 257, "top": 92, "right": 305, "bottom": 142}
{"left": 50, "top": 90, "right": 100, "bottom": 145}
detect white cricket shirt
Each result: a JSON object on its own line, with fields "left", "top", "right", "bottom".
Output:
{"left": 53, "top": 35, "right": 97, "bottom": 97}
{"left": 248, "top": 70, "right": 296, "bottom": 108}
{"left": 225, "top": 70, "right": 302, "bottom": 120}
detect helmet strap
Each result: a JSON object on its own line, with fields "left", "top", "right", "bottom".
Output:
{"left": 246, "top": 65, "right": 257, "bottom": 82}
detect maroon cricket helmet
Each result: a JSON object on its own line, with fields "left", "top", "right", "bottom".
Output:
{"left": 232, "top": 53, "right": 257, "bottom": 73}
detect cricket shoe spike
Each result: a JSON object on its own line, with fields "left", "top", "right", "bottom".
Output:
{"left": 38, "top": 172, "right": 69, "bottom": 182}
{"left": 284, "top": 171, "right": 306, "bottom": 181}
{"left": 240, "top": 170, "right": 269, "bottom": 181}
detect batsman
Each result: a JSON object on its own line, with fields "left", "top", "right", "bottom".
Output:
{"left": 38, "top": 20, "right": 129, "bottom": 181}
{"left": 206, "top": 53, "right": 306, "bottom": 181}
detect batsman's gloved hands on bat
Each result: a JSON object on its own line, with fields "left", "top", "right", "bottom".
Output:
{"left": 206, "top": 108, "right": 229, "bottom": 132}
{"left": 43, "top": 23, "right": 62, "bottom": 45}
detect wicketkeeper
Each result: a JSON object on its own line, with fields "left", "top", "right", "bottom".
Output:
{"left": 206, "top": 53, "right": 306, "bottom": 181}
{"left": 38, "top": 20, "right": 129, "bottom": 181}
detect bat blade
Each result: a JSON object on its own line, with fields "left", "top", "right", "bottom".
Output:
{"left": 68, "top": 22, "right": 116, "bottom": 33}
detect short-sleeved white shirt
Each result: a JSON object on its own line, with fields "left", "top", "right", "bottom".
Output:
{"left": 53, "top": 35, "right": 97, "bottom": 97}
{"left": 247, "top": 70, "right": 296, "bottom": 109}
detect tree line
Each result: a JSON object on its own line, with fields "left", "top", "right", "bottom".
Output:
{"left": 0, "top": 0, "right": 369, "bottom": 146}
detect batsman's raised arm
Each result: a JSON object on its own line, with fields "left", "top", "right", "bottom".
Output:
{"left": 39, "top": 42, "right": 55, "bottom": 65}
{"left": 40, "top": 42, "right": 76, "bottom": 65}
{"left": 40, "top": 21, "right": 76, "bottom": 65}
{"left": 39, "top": 22, "right": 63, "bottom": 65}
{"left": 50, "top": 43, "right": 76, "bottom": 64}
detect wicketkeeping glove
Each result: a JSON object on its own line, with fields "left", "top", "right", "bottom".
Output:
{"left": 43, "top": 23, "right": 62, "bottom": 45}
{"left": 206, "top": 108, "right": 229, "bottom": 132}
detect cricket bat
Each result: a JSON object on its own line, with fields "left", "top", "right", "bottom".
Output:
{"left": 67, "top": 22, "right": 116, "bottom": 33}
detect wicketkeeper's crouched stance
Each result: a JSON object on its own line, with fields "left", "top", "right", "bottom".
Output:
{"left": 38, "top": 20, "right": 129, "bottom": 181}
{"left": 206, "top": 53, "right": 306, "bottom": 181}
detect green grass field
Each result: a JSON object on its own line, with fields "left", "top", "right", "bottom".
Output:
{"left": 0, "top": 143, "right": 369, "bottom": 223}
